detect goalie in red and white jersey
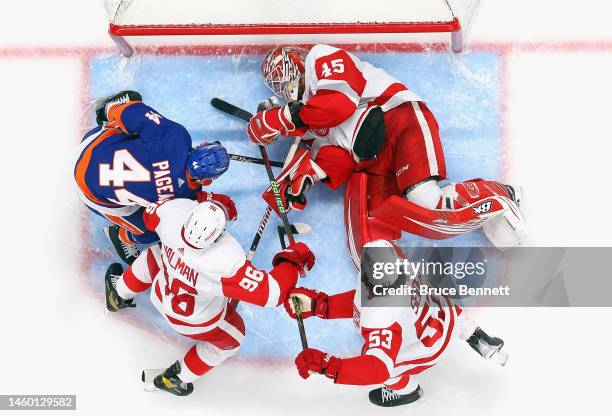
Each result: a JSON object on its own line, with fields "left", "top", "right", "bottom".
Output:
{"left": 284, "top": 240, "right": 507, "bottom": 408}
{"left": 103, "top": 191, "right": 315, "bottom": 396}
{"left": 247, "top": 45, "right": 526, "bottom": 267}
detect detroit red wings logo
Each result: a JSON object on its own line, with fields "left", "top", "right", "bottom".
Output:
{"left": 309, "top": 127, "right": 329, "bottom": 137}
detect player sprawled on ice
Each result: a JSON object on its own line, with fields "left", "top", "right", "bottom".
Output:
{"left": 248, "top": 45, "right": 527, "bottom": 269}
{"left": 284, "top": 240, "right": 507, "bottom": 408}
{"left": 103, "top": 193, "right": 315, "bottom": 396}
{"left": 73, "top": 91, "right": 230, "bottom": 265}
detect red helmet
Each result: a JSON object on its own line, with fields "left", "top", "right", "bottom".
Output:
{"left": 262, "top": 46, "right": 307, "bottom": 101}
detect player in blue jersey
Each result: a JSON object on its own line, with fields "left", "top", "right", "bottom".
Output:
{"left": 74, "top": 91, "right": 230, "bottom": 264}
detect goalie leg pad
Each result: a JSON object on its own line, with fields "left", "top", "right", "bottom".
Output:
{"left": 344, "top": 173, "right": 401, "bottom": 270}
{"left": 374, "top": 179, "right": 526, "bottom": 246}
{"left": 481, "top": 200, "right": 527, "bottom": 247}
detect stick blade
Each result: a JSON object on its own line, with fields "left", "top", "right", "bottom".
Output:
{"left": 292, "top": 223, "right": 312, "bottom": 234}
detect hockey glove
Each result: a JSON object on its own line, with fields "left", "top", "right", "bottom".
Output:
{"left": 196, "top": 191, "right": 238, "bottom": 221}
{"left": 284, "top": 287, "right": 329, "bottom": 319}
{"left": 262, "top": 149, "right": 325, "bottom": 216}
{"left": 247, "top": 104, "right": 306, "bottom": 145}
{"left": 272, "top": 242, "right": 315, "bottom": 272}
{"left": 295, "top": 348, "right": 342, "bottom": 380}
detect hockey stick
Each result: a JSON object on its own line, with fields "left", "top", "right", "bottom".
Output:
{"left": 229, "top": 137, "right": 302, "bottom": 309}
{"left": 211, "top": 98, "right": 252, "bottom": 122}
{"left": 211, "top": 99, "right": 309, "bottom": 348}
{"left": 275, "top": 222, "right": 309, "bottom": 349}
{"left": 277, "top": 223, "right": 312, "bottom": 249}
{"left": 210, "top": 97, "right": 300, "bottom": 254}
{"left": 245, "top": 136, "right": 302, "bottom": 261}
{"left": 292, "top": 297, "right": 309, "bottom": 349}
{"left": 229, "top": 153, "right": 283, "bottom": 168}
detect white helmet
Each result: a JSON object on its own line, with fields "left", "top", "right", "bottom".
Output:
{"left": 361, "top": 240, "right": 402, "bottom": 288}
{"left": 262, "top": 46, "right": 306, "bottom": 101}
{"left": 181, "top": 202, "right": 226, "bottom": 250}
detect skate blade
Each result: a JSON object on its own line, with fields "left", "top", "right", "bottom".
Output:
{"left": 142, "top": 368, "right": 164, "bottom": 392}
{"left": 491, "top": 349, "right": 509, "bottom": 367}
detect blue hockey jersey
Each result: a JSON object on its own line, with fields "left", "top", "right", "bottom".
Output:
{"left": 73, "top": 102, "right": 200, "bottom": 218}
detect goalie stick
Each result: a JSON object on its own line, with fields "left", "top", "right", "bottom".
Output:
{"left": 211, "top": 98, "right": 309, "bottom": 350}
{"left": 210, "top": 97, "right": 300, "bottom": 251}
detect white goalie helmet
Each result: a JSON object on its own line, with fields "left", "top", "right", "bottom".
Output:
{"left": 261, "top": 46, "right": 307, "bottom": 101}
{"left": 181, "top": 201, "right": 226, "bottom": 250}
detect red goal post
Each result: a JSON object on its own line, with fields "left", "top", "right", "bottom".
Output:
{"left": 105, "top": 0, "right": 480, "bottom": 56}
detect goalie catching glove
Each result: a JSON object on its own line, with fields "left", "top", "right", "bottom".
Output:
{"left": 247, "top": 102, "right": 307, "bottom": 145}
{"left": 262, "top": 149, "right": 326, "bottom": 215}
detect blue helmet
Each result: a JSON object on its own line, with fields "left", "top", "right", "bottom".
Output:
{"left": 187, "top": 141, "right": 230, "bottom": 182}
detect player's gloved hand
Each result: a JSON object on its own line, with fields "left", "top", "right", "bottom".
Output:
{"left": 197, "top": 191, "right": 238, "bottom": 221}
{"left": 247, "top": 104, "right": 306, "bottom": 145}
{"left": 295, "top": 348, "right": 342, "bottom": 380}
{"left": 262, "top": 149, "right": 324, "bottom": 216}
{"left": 273, "top": 242, "right": 315, "bottom": 272}
{"left": 284, "top": 287, "right": 329, "bottom": 319}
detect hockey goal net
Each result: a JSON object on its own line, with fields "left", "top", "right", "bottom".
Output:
{"left": 105, "top": 0, "right": 480, "bottom": 56}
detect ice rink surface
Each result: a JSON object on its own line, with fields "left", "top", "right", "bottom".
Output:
{"left": 1, "top": 1, "right": 612, "bottom": 415}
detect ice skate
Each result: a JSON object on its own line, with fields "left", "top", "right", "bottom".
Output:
{"left": 104, "top": 263, "right": 135, "bottom": 312}
{"left": 105, "top": 225, "right": 140, "bottom": 265}
{"left": 467, "top": 327, "right": 508, "bottom": 366}
{"left": 153, "top": 361, "right": 194, "bottom": 396}
{"left": 369, "top": 385, "right": 423, "bottom": 407}
{"left": 92, "top": 90, "right": 142, "bottom": 125}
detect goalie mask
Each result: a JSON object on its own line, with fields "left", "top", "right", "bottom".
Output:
{"left": 181, "top": 202, "right": 226, "bottom": 250}
{"left": 262, "top": 46, "right": 306, "bottom": 101}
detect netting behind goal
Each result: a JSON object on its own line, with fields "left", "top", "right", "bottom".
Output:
{"left": 104, "top": 0, "right": 480, "bottom": 56}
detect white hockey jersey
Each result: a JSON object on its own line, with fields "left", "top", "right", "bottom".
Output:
{"left": 352, "top": 275, "right": 459, "bottom": 387}
{"left": 143, "top": 198, "right": 298, "bottom": 329}
{"left": 301, "top": 44, "right": 422, "bottom": 161}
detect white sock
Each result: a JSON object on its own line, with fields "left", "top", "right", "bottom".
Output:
{"left": 115, "top": 277, "right": 137, "bottom": 300}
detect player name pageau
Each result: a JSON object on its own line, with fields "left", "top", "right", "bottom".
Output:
{"left": 372, "top": 284, "right": 511, "bottom": 297}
